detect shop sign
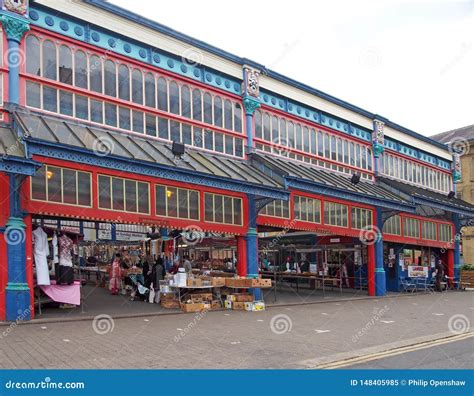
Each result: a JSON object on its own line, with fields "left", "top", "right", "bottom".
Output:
{"left": 408, "top": 265, "right": 428, "bottom": 278}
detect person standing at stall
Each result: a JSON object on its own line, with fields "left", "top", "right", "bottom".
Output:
{"left": 109, "top": 253, "right": 122, "bottom": 295}
{"left": 434, "top": 259, "right": 445, "bottom": 292}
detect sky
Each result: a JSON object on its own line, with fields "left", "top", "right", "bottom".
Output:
{"left": 110, "top": 0, "right": 474, "bottom": 137}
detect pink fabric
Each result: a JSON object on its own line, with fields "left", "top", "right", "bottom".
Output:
{"left": 40, "top": 280, "right": 81, "bottom": 305}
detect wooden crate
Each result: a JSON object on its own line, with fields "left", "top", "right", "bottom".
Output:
{"left": 460, "top": 271, "right": 474, "bottom": 288}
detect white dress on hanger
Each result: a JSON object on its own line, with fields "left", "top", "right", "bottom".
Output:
{"left": 33, "top": 227, "right": 51, "bottom": 285}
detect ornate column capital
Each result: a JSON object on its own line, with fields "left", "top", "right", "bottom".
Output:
{"left": 452, "top": 153, "right": 461, "bottom": 183}
{"left": 0, "top": 13, "right": 30, "bottom": 43}
{"left": 372, "top": 119, "right": 385, "bottom": 157}
{"left": 242, "top": 95, "right": 261, "bottom": 116}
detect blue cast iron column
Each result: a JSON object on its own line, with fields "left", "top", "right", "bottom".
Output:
{"left": 0, "top": 12, "right": 30, "bottom": 105}
{"left": 453, "top": 213, "right": 461, "bottom": 282}
{"left": 375, "top": 208, "right": 386, "bottom": 296}
{"left": 5, "top": 175, "right": 30, "bottom": 321}
{"left": 246, "top": 195, "right": 261, "bottom": 300}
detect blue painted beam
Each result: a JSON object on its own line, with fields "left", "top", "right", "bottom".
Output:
{"left": 26, "top": 140, "right": 289, "bottom": 201}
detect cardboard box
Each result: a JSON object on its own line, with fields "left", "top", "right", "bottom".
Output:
{"left": 211, "top": 277, "right": 226, "bottom": 287}
{"left": 244, "top": 302, "right": 254, "bottom": 311}
{"left": 252, "top": 301, "right": 266, "bottom": 311}
{"left": 181, "top": 302, "right": 210, "bottom": 313}
{"left": 233, "top": 293, "right": 254, "bottom": 302}
{"left": 232, "top": 301, "right": 245, "bottom": 310}
{"left": 161, "top": 299, "right": 180, "bottom": 309}
{"left": 225, "top": 278, "right": 253, "bottom": 288}
{"left": 224, "top": 300, "right": 232, "bottom": 309}
{"left": 187, "top": 278, "right": 203, "bottom": 287}
{"left": 190, "top": 293, "right": 212, "bottom": 302}
{"left": 211, "top": 300, "right": 222, "bottom": 310}
{"left": 226, "top": 294, "right": 236, "bottom": 302}
{"left": 251, "top": 278, "right": 272, "bottom": 288}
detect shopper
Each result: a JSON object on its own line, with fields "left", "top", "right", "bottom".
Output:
{"left": 109, "top": 253, "right": 122, "bottom": 295}
{"left": 183, "top": 256, "right": 193, "bottom": 273}
{"left": 434, "top": 259, "right": 445, "bottom": 292}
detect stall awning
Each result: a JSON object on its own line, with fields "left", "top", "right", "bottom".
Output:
{"left": 379, "top": 177, "right": 474, "bottom": 218}
{"left": 251, "top": 153, "right": 416, "bottom": 212}
{"left": 14, "top": 111, "right": 288, "bottom": 200}
{"left": 0, "top": 125, "right": 39, "bottom": 176}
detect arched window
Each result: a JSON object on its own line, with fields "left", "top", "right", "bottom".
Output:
{"left": 58, "top": 45, "right": 72, "bottom": 85}
{"left": 280, "top": 119, "right": 287, "bottom": 147}
{"left": 317, "top": 131, "right": 323, "bottom": 156}
{"left": 118, "top": 64, "right": 130, "bottom": 101}
{"left": 144, "top": 73, "right": 156, "bottom": 108}
{"left": 263, "top": 113, "right": 270, "bottom": 141}
{"left": 224, "top": 100, "right": 233, "bottom": 130}
{"left": 157, "top": 77, "right": 168, "bottom": 111}
{"left": 330, "top": 136, "right": 337, "bottom": 160}
{"left": 89, "top": 55, "right": 102, "bottom": 93}
{"left": 310, "top": 128, "right": 317, "bottom": 154}
{"left": 288, "top": 122, "right": 295, "bottom": 148}
{"left": 254, "top": 110, "right": 262, "bottom": 139}
{"left": 295, "top": 124, "right": 302, "bottom": 151}
{"left": 181, "top": 85, "right": 191, "bottom": 118}
{"left": 169, "top": 81, "right": 180, "bottom": 114}
{"left": 355, "top": 145, "right": 361, "bottom": 168}
{"left": 26, "top": 35, "right": 41, "bottom": 76}
{"left": 272, "top": 116, "right": 279, "bottom": 143}
{"left": 361, "top": 146, "right": 367, "bottom": 169}
{"left": 192, "top": 89, "right": 202, "bottom": 121}
{"left": 337, "top": 138, "right": 343, "bottom": 162}
{"left": 74, "top": 50, "right": 87, "bottom": 89}
{"left": 131, "top": 69, "right": 143, "bottom": 104}
{"left": 303, "top": 127, "right": 310, "bottom": 153}
{"left": 42, "top": 40, "right": 57, "bottom": 80}
{"left": 203, "top": 92, "right": 212, "bottom": 124}
{"left": 234, "top": 103, "right": 242, "bottom": 132}
{"left": 104, "top": 60, "right": 117, "bottom": 97}
{"left": 213, "top": 96, "right": 223, "bottom": 127}
{"left": 324, "top": 134, "right": 330, "bottom": 158}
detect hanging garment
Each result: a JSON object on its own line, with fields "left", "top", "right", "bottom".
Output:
{"left": 32, "top": 227, "right": 51, "bottom": 285}
{"left": 58, "top": 234, "right": 73, "bottom": 267}
{"left": 52, "top": 233, "right": 59, "bottom": 267}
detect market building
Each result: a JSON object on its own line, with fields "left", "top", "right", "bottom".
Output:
{"left": 1, "top": 0, "right": 473, "bottom": 321}
{"left": 432, "top": 125, "right": 474, "bottom": 267}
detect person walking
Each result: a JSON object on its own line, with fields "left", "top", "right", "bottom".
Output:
{"left": 434, "top": 259, "right": 445, "bottom": 292}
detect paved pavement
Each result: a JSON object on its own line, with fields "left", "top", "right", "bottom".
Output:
{"left": 0, "top": 291, "right": 472, "bottom": 369}
{"left": 347, "top": 337, "right": 474, "bottom": 369}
